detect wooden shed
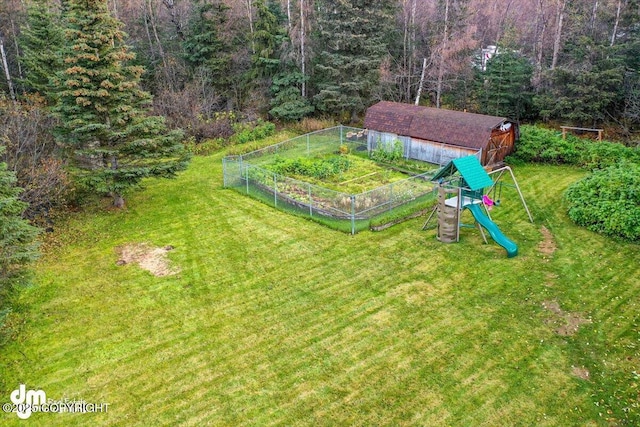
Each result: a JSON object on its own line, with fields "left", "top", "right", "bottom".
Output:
{"left": 363, "top": 101, "right": 518, "bottom": 167}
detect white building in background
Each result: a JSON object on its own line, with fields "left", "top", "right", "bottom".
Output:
{"left": 481, "top": 45, "right": 498, "bottom": 71}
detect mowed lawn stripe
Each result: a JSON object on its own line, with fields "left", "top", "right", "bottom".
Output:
{"left": 1, "top": 153, "right": 638, "bottom": 426}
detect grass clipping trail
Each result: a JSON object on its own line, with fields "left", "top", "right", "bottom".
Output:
{"left": 115, "top": 243, "right": 179, "bottom": 277}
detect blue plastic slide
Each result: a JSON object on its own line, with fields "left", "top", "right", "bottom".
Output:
{"left": 465, "top": 204, "right": 518, "bottom": 258}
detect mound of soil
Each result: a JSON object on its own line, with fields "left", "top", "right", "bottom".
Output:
{"left": 115, "top": 243, "right": 179, "bottom": 277}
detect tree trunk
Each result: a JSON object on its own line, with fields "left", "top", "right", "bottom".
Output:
{"left": 0, "top": 32, "right": 16, "bottom": 102}
{"left": 403, "top": 0, "right": 409, "bottom": 101}
{"left": 110, "top": 154, "right": 124, "bottom": 208}
{"left": 162, "top": 0, "right": 184, "bottom": 40}
{"left": 300, "top": 0, "right": 306, "bottom": 98}
{"left": 110, "top": 0, "right": 119, "bottom": 18}
{"left": 436, "top": 0, "right": 450, "bottom": 108}
{"left": 147, "top": 0, "right": 167, "bottom": 70}
{"left": 143, "top": 4, "right": 156, "bottom": 62}
{"left": 245, "top": 0, "right": 256, "bottom": 55}
{"left": 494, "top": 0, "right": 514, "bottom": 52}
{"left": 10, "top": 19, "right": 23, "bottom": 84}
{"left": 551, "top": 0, "right": 566, "bottom": 70}
{"left": 112, "top": 193, "right": 125, "bottom": 208}
{"left": 610, "top": 0, "right": 623, "bottom": 47}
{"left": 534, "top": 0, "right": 548, "bottom": 87}
{"left": 415, "top": 58, "right": 427, "bottom": 105}
{"left": 400, "top": 0, "right": 417, "bottom": 103}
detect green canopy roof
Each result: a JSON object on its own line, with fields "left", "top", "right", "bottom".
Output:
{"left": 432, "top": 156, "right": 493, "bottom": 191}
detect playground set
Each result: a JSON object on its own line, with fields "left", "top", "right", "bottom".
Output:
{"left": 423, "top": 156, "right": 533, "bottom": 258}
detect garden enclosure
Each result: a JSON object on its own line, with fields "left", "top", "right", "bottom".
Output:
{"left": 222, "top": 126, "right": 462, "bottom": 233}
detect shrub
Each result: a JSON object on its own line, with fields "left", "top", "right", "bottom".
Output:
{"left": 291, "top": 117, "right": 337, "bottom": 134}
{"left": 510, "top": 125, "right": 640, "bottom": 169}
{"left": 564, "top": 162, "right": 640, "bottom": 241}
{"left": 184, "top": 137, "right": 226, "bottom": 156}
{"left": 231, "top": 120, "right": 276, "bottom": 144}
{"left": 579, "top": 141, "right": 640, "bottom": 170}
{"left": 508, "top": 125, "right": 584, "bottom": 164}
{"left": 0, "top": 96, "right": 72, "bottom": 220}
{"left": 153, "top": 88, "right": 235, "bottom": 141}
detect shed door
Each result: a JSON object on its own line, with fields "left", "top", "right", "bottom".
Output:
{"left": 486, "top": 128, "right": 514, "bottom": 165}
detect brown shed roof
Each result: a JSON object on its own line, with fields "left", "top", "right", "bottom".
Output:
{"left": 364, "top": 101, "right": 509, "bottom": 150}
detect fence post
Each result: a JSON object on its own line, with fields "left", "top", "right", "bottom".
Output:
{"left": 309, "top": 183, "right": 313, "bottom": 217}
{"left": 389, "top": 183, "right": 394, "bottom": 212}
{"left": 340, "top": 125, "right": 344, "bottom": 145}
{"left": 350, "top": 195, "right": 356, "bottom": 235}
{"left": 222, "top": 157, "right": 227, "bottom": 187}
{"left": 245, "top": 164, "right": 250, "bottom": 194}
{"left": 274, "top": 173, "right": 278, "bottom": 207}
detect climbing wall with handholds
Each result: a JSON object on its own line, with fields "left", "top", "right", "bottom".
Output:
{"left": 437, "top": 186, "right": 458, "bottom": 243}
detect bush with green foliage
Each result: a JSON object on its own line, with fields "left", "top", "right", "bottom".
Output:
{"left": 509, "top": 125, "right": 640, "bottom": 168}
{"left": 0, "top": 150, "right": 40, "bottom": 346}
{"left": 564, "top": 162, "right": 640, "bottom": 241}
{"left": 508, "top": 125, "right": 584, "bottom": 164}
{"left": 231, "top": 121, "right": 276, "bottom": 144}
{"left": 510, "top": 125, "right": 640, "bottom": 240}
{"left": 580, "top": 141, "right": 640, "bottom": 170}
{"left": 0, "top": 152, "right": 40, "bottom": 281}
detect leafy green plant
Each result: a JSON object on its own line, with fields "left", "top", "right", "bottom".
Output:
{"left": 267, "top": 155, "right": 351, "bottom": 180}
{"left": 565, "top": 161, "right": 640, "bottom": 241}
{"left": 231, "top": 120, "right": 276, "bottom": 144}
{"left": 509, "top": 125, "right": 640, "bottom": 169}
{"left": 579, "top": 141, "right": 640, "bottom": 170}
{"left": 184, "top": 137, "right": 226, "bottom": 156}
{"left": 508, "top": 125, "right": 584, "bottom": 164}
{"left": 371, "top": 139, "right": 404, "bottom": 163}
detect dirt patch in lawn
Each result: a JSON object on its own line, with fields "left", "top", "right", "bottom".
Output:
{"left": 572, "top": 366, "right": 590, "bottom": 380}
{"left": 116, "top": 243, "right": 178, "bottom": 277}
{"left": 542, "top": 300, "right": 591, "bottom": 336}
{"left": 538, "top": 226, "right": 557, "bottom": 259}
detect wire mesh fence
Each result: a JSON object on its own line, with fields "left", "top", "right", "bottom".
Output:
{"left": 223, "top": 126, "right": 441, "bottom": 234}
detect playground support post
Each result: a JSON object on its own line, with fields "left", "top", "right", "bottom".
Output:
{"left": 456, "top": 187, "right": 461, "bottom": 242}
{"left": 487, "top": 166, "right": 534, "bottom": 223}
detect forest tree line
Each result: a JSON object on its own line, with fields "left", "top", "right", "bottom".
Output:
{"left": 0, "top": 0, "right": 637, "bottom": 133}
{"left": 0, "top": 0, "right": 638, "bottom": 220}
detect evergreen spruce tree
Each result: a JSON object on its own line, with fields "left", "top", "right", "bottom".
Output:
{"left": 248, "top": 0, "right": 292, "bottom": 114}
{"left": 18, "top": 0, "right": 65, "bottom": 103}
{"left": 269, "top": 70, "right": 314, "bottom": 121}
{"left": 258, "top": 0, "right": 313, "bottom": 121}
{"left": 54, "top": 0, "right": 190, "bottom": 208}
{"left": 0, "top": 147, "right": 39, "bottom": 283}
{"left": 250, "top": 0, "right": 283, "bottom": 80}
{"left": 183, "top": 0, "right": 229, "bottom": 69}
{"left": 535, "top": 42, "right": 625, "bottom": 125}
{"left": 182, "top": 1, "right": 232, "bottom": 102}
{"left": 313, "top": 0, "right": 396, "bottom": 119}
{"left": 476, "top": 51, "right": 534, "bottom": 121}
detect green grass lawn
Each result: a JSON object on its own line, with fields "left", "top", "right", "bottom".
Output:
{"left": 1, "top": 148, "right": 638, "bottom": 426}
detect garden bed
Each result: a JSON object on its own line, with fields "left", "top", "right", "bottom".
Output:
{"left": 223, "top": 126, "right": 440, "bottom": 233}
